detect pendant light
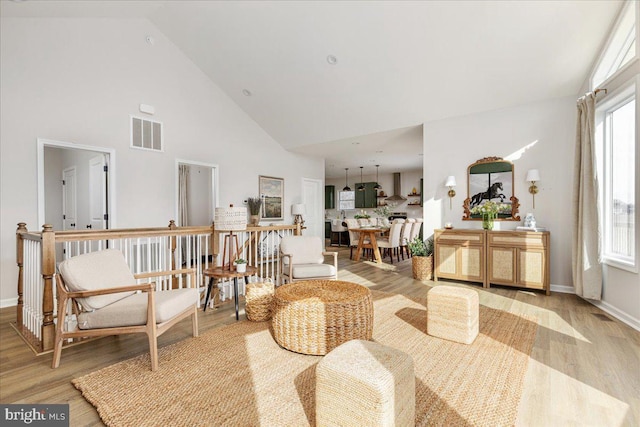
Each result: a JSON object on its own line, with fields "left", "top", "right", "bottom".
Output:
{"left": 357, "top": 166, "right": 365, "bottom": 191}
{"left": 343, "top": 168, "right": 351, "bottom": 191}
{"left": 373, "top": 165, "right": 382, "bottom": 190}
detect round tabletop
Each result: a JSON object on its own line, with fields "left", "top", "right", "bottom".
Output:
{"left": 203, "top": 266, "right": 258, "bottom": 279}
{"left": 275, "top": 280, "right": 371, "bottom": 303}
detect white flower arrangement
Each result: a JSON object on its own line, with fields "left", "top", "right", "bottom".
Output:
{"left": 470, "top": 200, "right": 510, "bottom": 217}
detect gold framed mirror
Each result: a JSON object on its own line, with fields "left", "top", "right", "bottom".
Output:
{"left": 463, "top": 157, "right": 520, "bottom": 221}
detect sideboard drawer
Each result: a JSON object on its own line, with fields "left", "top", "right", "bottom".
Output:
{"left": 488, "top": 231, "right": 547, "bottom": 248}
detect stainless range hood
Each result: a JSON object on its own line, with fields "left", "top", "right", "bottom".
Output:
{"left": 385, "top": 173, "right": 407, "bottom": 202}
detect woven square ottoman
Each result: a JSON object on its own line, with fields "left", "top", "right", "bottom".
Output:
{"left": 316, "top": 340, "right": 415, "bottom": 426}
{"left": 427, "top": 286, "right": 479, "bottom": 344}
{"left": 245, "top": 280, "right": 275, "bottom": 322}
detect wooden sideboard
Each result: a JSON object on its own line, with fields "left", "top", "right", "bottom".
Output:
{"left": 434, "top": 229, "right": 550, "bottom": 295}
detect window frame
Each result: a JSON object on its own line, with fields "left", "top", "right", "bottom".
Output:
{"left": 595, "top": 78, "right": 638, "bottom": 273}
{"left": 590, "top": 1, "right": 638, "bottom": 91}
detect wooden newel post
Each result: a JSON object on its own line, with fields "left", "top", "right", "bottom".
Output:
{"left": 211, "top": 222, "right": 219, "bottom": 268}
{"left": 16, "top": 223, "right": 27, "bottom": 328}
{"left": 41, "top": 224, "right": 56, "bottom": 351}
{"left": 168, "top": 220, "right": 178, "bottom": 289}
{"left": 295, "top": 223, "right": 302, "bottom": 236}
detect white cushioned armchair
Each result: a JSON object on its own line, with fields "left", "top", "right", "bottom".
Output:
{"left": 279, "top": 235, "right": 338, "bottom": 285}
{"left": 52, "top": 249, "right": 199, "bottom": 371}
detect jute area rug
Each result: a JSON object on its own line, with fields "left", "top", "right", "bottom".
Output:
{"left": 73, "top": 290, "right": 538, "bottom": 426}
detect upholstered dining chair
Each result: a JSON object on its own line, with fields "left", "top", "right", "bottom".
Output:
{"left": 345, "top": 218, "right": 370, "bottom": 260}
{"left": 52, "top": 249, "right": 199, "bottom": 371}
{"left": 410, "top": 218, "right": 423, "bottom": 243}
{"left": 400, "top": 218, "right": 416, "bottom": 259}
{"left": 377, "top": 219, "right": 405, "bottom": 264}
{"left": 280, "top": 235, "right": 338, "bottom": 285}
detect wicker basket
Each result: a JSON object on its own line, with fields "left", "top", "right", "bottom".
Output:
{"left": 412, "top": 255, "right": 433, "bottom": 281}
{"left": 245, "top": 279, "right": 275, "bottom": 322}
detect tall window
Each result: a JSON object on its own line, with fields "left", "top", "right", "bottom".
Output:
{"left": 591, "top": 1, "right": 637, "bottom": 89}
{"left": 596, "top": 83, "right": 636, "bottom": 270}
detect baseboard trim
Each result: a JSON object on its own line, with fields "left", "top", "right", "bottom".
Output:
{"left": 0, "top": 297, "right": 18, "bottom": 308}
{"left": 588, "top": 299, "right": 640, "bottom": 332}
{"left": 546, "top": 284, "right": 639, "bottom": 331}
{"left": 550, "top": 284, "right": 575, "bottom": 294}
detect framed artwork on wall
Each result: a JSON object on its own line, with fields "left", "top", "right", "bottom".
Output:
{"left": 259, "top": 175, "right": 284, "bottom": 220}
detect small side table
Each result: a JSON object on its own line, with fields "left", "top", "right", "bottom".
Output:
{"left": 203, "top": 266, "right": 258, "bottom": 320}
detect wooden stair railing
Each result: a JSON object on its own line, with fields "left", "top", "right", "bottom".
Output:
{"left": 14, "top": 221, "right": 299, "bottom": 354}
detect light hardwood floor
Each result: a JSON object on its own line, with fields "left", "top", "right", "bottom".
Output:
{"left": 1, "top": 246, "right": 638, "bottom": 426}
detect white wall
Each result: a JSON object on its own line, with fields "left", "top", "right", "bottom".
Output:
{"left": 0, "top": 17, "right": 323, "bottom": 303}
{"left": 422, "top": 97, "right": 576, "bottom": 288}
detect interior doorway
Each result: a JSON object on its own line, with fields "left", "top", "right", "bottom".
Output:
{"left": 37, "top": 138, "right": 116, "bottom": 231}
{"left": 175, "top": 159, "right": 219, "bottom": 226}
{"left": 302, "top": 177, "right": 323, "bottom": 239}
{"left": 61, "top": 166, "right": 77, "bottom": 230}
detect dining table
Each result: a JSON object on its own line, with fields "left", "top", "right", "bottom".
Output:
{"left": 351, "top": 226, "right": 388, "bottom": 264}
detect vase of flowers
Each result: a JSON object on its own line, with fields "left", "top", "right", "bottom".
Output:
{"left": 373, "top": 203, "right": 396, "bottom": 226}
{"left": 470, "top": 200, "right": 509, "bottom": 230}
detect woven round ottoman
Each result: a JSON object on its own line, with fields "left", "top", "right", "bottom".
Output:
{"left": 271, "top": 280, "right": 373, "bottom": 355}
{"left": 245, "top": 280, "right": 275, "bottom": 322}
{"left": 316, "top": 340, "right": 415, "bottom": 426}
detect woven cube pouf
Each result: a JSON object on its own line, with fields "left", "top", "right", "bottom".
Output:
{"left": 427, "top": 286, "right": 479, "bottom": 344}
{"left": 316, "top": 340, "right": 415, "bottom": 426}
{"left": 245, "top": 280, "right": 275, "bottom": 322}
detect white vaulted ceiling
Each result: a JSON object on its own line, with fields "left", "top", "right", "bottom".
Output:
{"left": 2, "top": 1, "right": 624, "bottom": 177}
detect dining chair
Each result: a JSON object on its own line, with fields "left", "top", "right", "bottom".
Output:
{"left": 410, "top": 218, "right": 423, "bottom": 243}
{"left": 377, "top": 219, "right": 405, "bottom": 263}
{"left": 400, "top": 218, "right": 416, "bottom": 259}
{"left": 345, "top": 218, "right": 369, "bottom": 260}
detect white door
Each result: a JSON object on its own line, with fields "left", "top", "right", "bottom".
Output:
{"left": 62, "top": 167, "right": 77, "bottom": 230}
{"left": 302, "top": 178, "right": 323, "bottom": 240}
{"left": 89, "top": 155, "right": 108, "bottom": 230}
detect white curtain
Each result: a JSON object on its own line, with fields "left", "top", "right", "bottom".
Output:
{"left": 178, "top": 165, "right": 190, "bottom": 264}
{"left": 572, "top": 93, "right": 602, "bottom": 300}
{"left": 178, "top": 165, "right": 189, "bottom": 227}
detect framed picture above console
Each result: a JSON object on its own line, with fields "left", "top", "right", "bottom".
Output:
{"left": 462, "top": 156, "right": 520, "bottom": 221}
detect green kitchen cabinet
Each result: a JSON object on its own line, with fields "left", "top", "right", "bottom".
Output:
{"left": 325, "top": 185, "right": 335, "bottom": 209}
{"left": 354, "top": 182, "right": 377, "bottom": 209}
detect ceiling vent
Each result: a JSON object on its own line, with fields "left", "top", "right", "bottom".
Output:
{"left": 385, "top": 173, "right": 407, "bottom": 202}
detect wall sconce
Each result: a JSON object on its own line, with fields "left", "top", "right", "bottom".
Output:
{"left": 526, "top": 169, "right": 540, "bottom": 208}
{"left": 292, "top": 204, "right": 305, "bottom": 227}
{"left": 445, "top": 176, "right": 456, "bottom": 209}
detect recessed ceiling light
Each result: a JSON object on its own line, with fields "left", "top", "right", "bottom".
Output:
{"left": 327, "top": 55, "right": 338, "bottom": 65}
{"left": 145, "top": 36, "right": 155, "bottom": 45}
{"left": 242, "top": 89, "right": 252, "bottom": 96}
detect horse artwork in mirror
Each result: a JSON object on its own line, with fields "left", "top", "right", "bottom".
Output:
{"left": 463, "top": 157, "right": 520, "bottom": 221}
